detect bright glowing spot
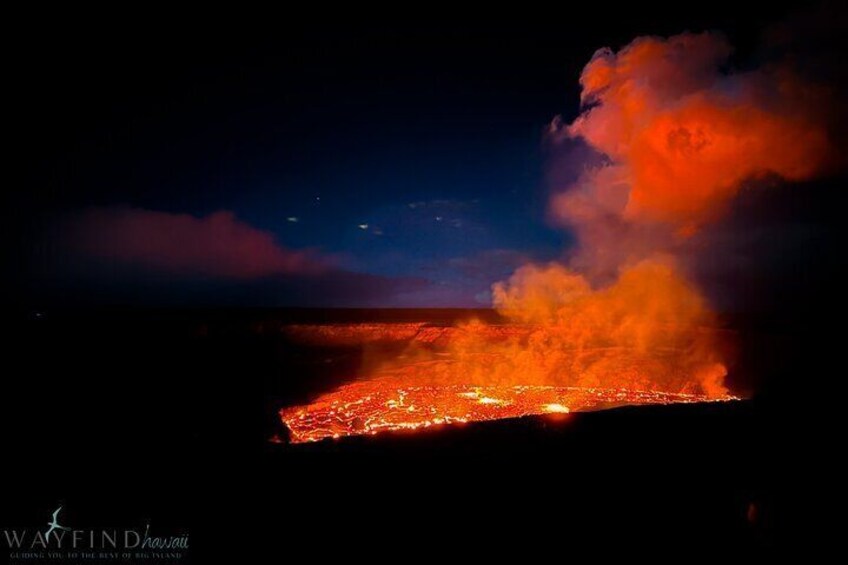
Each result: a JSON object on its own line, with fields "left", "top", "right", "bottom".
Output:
{"left": 478, "top": 397, "right": 506, "bottom": 405}
{"left": 543, "top": 403, "right": 570, "bottom": 413}
{"left": 286, "top": 216, "right": 299, "bottom": 223}
{"left": 358, "top": 224, "right": 369, "bottom": 230}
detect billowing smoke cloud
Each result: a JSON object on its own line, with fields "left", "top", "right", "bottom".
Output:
{"left": 64, "top": 207, "right": 327, "bottom": 278}
{"left": 483, "top": 31, "right": 837, "bottom": 396}
{"left": 548, "top": 31, "right": 835, "bottom": 279}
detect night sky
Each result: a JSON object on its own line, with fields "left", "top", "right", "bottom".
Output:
{"left": 6, "top": 3, "right": 842, "bottom": 308}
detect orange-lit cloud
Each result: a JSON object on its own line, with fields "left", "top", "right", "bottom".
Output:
{"left": 554, "top": 32, "right": 834, "bottom": 232}
{"left": 66, "top": 207, "right": 327, "bottom": 278}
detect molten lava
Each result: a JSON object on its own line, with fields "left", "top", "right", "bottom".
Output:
{"left": 277, "top": 262, "right": 736, "bottom": 444}
{"left": 280, "top": 377, "right": 736, "bottom": 443}
{"left": 280, "top": 313, "right": 737, "bottom": 444}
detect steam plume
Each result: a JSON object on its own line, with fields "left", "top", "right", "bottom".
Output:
{"left": 486, "top": 31, "right": 835, "bottom": 396}
{"left": 550, "top": 31, "right": 834, "bottom": 278}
